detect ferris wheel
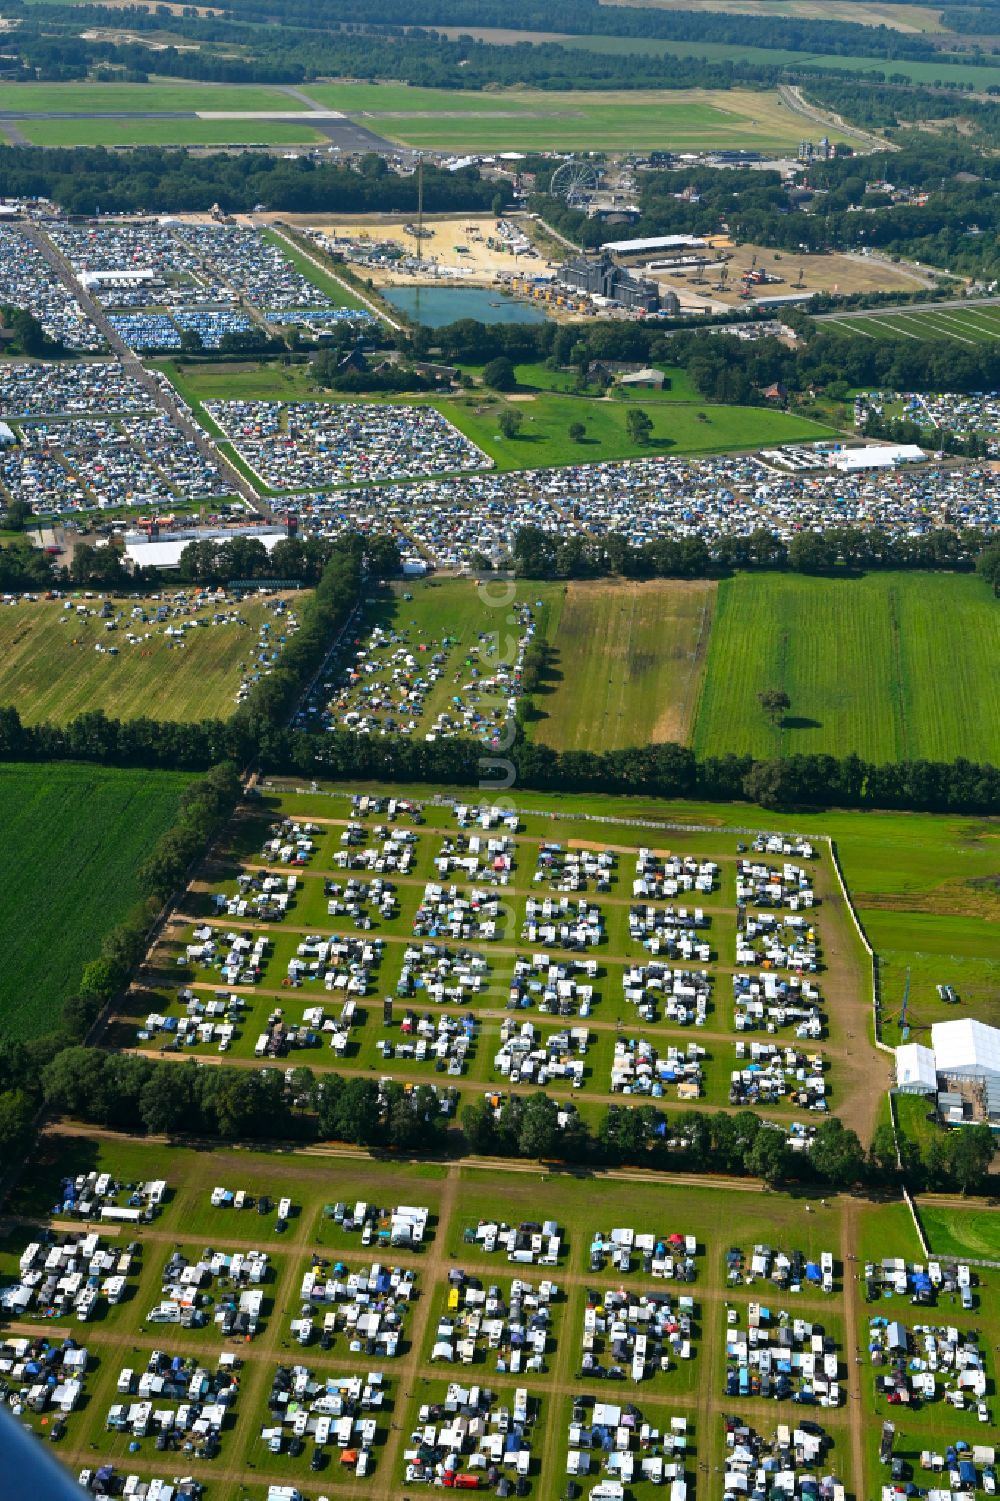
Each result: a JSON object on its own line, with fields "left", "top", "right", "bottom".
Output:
{"left": 549, "top": 159, "right": 600, "bottom": 205}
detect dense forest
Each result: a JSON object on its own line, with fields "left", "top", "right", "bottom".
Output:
{"left": 0, "top": 147, "right": 508, "bottom": 216}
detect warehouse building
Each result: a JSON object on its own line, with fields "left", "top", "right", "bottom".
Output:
{"left": 827, "top": 443, "right": 926, "bottom": 473}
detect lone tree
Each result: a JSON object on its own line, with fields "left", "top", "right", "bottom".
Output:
{"left": 482, "top": 356, "right": 518, "bottom": 392}
{"left": 625, "top": 407, "right": 653, "bottom": 445}
{"left": 568, "top": 421, "right": 587, "bottom": 443}
{"left": 758, "top": 687, "right": 791, "bottom": 727}
{"left": 498, "top": 409, "right": 522, "bottom": 441}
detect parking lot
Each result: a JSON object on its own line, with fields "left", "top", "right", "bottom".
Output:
{"left": 291, "top": 451, "right": 1000, "bottom": 567}
{"left": 0, "top": 228, "right": 103, "bottom": 351}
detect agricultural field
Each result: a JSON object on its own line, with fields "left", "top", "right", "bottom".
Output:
{"left": 0, "top": 591, "right": 303, "bottom": 725}
{"left": 821, "top": 301, "right": 1000, "bottom": 343}
{"left": 530, "top": 578, "right": 716, "bottom": 751}
{"left": 597, "top": 0, "right": 946, "bottom": 29}
{"left": 303, "top": 83, "right": 855, "bottom": 152}
{"left": 0, "top": 763, "right": 188, "bottom": 1039}
{"left": 691, "top": 572, "right": 1000, "bottom": 765}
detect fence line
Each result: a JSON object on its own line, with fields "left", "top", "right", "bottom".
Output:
{"left": 828, "top": 837, "right": 891, "bottom": 1055}
{"left": 902, "top": 1185, "right": 929, "bottom": 1257}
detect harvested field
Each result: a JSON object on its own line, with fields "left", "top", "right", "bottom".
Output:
{"left": 0, "top": 593, "right": 300, "bottom": 725}
{"left": 534, "top": 578, "right": 716, "bottom": 752}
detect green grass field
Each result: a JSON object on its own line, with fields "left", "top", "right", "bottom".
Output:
{"left": 464, "top": 360, "right": 704, "bottom": 402}
{"left": 692, "top": 572, "right": 1000, "bottom": 764}
{"left": 0, "top": 82, "right": 308, "bottom": 112}
{"left": 303, "top": 82, "right": 853, "bottom": 151}
{"left": 18, "top": 118, "right": 324, "bottom": 147}
{"left": 823, "top": 303, "right": 1000, "bottom": 344}
{"left": 0, "top": 763, "right": 187, "bottom": 1038}
{"left": 531, "top": 578, "right": 716, "bottom": 751}
{"left": 158, "top": 359, "right": 835, "bottom": 474}
{"left": 917, "top": 1203, "right": 1000, "bottom": 1260}
{"left": 0, "top": 594, "right": 297, "bottom": 724}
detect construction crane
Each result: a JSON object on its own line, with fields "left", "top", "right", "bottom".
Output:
{"left": 739, "top": 252, "right": 757, "bottom": 300}
{"left": 900, "top": 967, "right": 911, "bottom": 1042}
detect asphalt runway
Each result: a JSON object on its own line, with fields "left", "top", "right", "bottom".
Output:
{"left": 0, "top": 110, "right": 399, "bottom": 153}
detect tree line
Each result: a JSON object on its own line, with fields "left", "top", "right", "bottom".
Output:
{"left": 0, "top": 146, "right": 510, "bottom": 218}
{"left": 413, "top": 307, "right": 1000, "bottom": 402}
{"left": 513, "top": 522, "right": 997, "bottom": 580}
{"left": 0, "top": 702, "right": 998, "bottom": 819}
{"left": 30, "top": 1050, "right": 998, "bottom": 1195}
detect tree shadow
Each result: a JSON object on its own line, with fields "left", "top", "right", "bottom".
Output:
{"left": 782, "top": 716, "right": 823, "bottom": 731}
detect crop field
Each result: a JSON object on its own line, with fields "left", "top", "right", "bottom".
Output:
{"left": 0, "top": 763, "right": 188, "bottom": 1039}
{"left": 822, "top": 302, "right": 1000, "bottom": 343}
{"left": 303, "top": 83, "right": 853, "bottom": 151}
{"left": 691, "top": 572, "right": 1000, "bottom": 765}
{"left": 532, "top": 578, "right": 716, "bottom": 751}
{"left": 0, "top": 593, "right": 300, "bottom": 725}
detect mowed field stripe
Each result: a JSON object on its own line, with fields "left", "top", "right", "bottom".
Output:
{"left": 533, "top": 578, "right": 717, "bottom": 752}
{"left": 691, "top": 572, "right": 1000, "bottom": 762}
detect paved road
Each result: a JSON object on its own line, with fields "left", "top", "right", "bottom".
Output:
{"left": 0, "top": 104, "right": 399, "bottom": 154}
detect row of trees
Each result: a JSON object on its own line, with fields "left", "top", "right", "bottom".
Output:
{"left": 514, "top": 523, "right": 1000, "bottom": 580}
{"left": 418, "top": 302, "right": 1000, "bottom": 402}
{"left": 0, "top": 145, "right": 510, "bottom": 218}
{"left": 0, "top": 700, "right": 997, "bottom": 814}
{"left": 33, "top": 1048, "right": 998, "bottom": 1193}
